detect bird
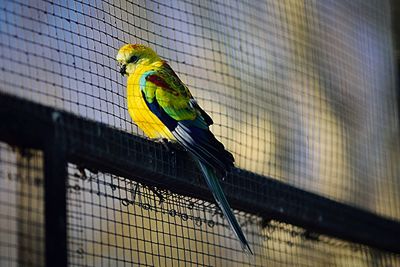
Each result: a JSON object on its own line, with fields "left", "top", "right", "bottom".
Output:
{"left": 116, "top": 44, "right": 252, "bottom": 254}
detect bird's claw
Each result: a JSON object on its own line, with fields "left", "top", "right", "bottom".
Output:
{"left": 151, "top": 138, "right": 175, "bottom": 152}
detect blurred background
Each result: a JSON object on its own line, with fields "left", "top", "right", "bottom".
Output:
{"left": 0, "top": 0, "right": 399, "bottom": 266}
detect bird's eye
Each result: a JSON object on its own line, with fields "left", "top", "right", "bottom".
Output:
{"left": 127, "top": 55, "right": 139, "bottom": 63}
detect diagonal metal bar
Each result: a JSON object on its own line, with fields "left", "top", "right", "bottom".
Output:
{"left": 1, "top": 92, "right": 399, "bottom": 254}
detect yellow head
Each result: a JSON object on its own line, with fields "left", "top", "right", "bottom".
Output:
{"left": 116, "top": 44, "right": 161, "bottom": 76}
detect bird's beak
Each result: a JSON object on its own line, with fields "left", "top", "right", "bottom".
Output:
{"left": 119, "top": 64, "right": 127, "bottom": 76}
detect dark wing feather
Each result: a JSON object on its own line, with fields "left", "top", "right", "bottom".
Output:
{"left": 173, "top": 118, "right": 234, "bottom": 173}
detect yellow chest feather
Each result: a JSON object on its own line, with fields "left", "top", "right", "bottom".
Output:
{"left": 126, "top": 66, "right": 175, "bottom": 140}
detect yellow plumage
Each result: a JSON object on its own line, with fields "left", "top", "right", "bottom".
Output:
{"left": 122, "top": 48, "right": 175, "bottom": 140}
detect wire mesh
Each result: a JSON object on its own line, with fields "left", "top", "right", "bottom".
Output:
{"left": 66, "top": 163, "right": 400, "bottom": 267}
{"left": 0, "top": 143, "right": 45, "bottom": 267}
{"left": 0, "top": 143, "right": 399, "bottom": 267}
{"left": 1, "top": 0, "right": 400, "bottom": 265}
{"left": 0, "top": 0, "right": 399, "bottom": 221}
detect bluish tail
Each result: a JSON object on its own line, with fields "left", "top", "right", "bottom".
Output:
{"left": 197, "top": 160, "right": 253, "bottom": 255}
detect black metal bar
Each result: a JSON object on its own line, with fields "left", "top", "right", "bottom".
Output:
{"left": 1, "top": 92, "right": 400, "bottom": 254}
{"left": 43, "top": 126, "right": 68, "bottom": 267}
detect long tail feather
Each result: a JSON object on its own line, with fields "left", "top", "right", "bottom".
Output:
{"left": 196, "top": 159, "right": 253, "bottom": 255}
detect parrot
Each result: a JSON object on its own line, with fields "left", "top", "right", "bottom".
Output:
{"left": 116, "top": 44, "right": 252, "bottom": 254}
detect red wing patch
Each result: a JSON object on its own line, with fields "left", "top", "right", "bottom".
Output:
{"left": 146, "top": 74, "right": 179, "bottom": 96}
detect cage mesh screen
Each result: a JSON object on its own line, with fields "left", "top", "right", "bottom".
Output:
{"left": 66, "top": 164, "right": 400, "bottom": 266}
{"left": 0, "top": 0, "right": 399, "bottom": 221}
{"left": 0, "top": 143, "right": 45, "bottom": 267}
{"left": 1, "top": 0, "right": 400, "bottom": 265}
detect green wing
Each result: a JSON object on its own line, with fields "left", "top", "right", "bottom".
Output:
{"left": 144, "top": 62, "right": 210, "bottom": 124}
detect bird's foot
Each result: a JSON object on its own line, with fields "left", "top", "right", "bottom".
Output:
{"left": 150, "top": 138, "right": 176, "bottom": 152}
